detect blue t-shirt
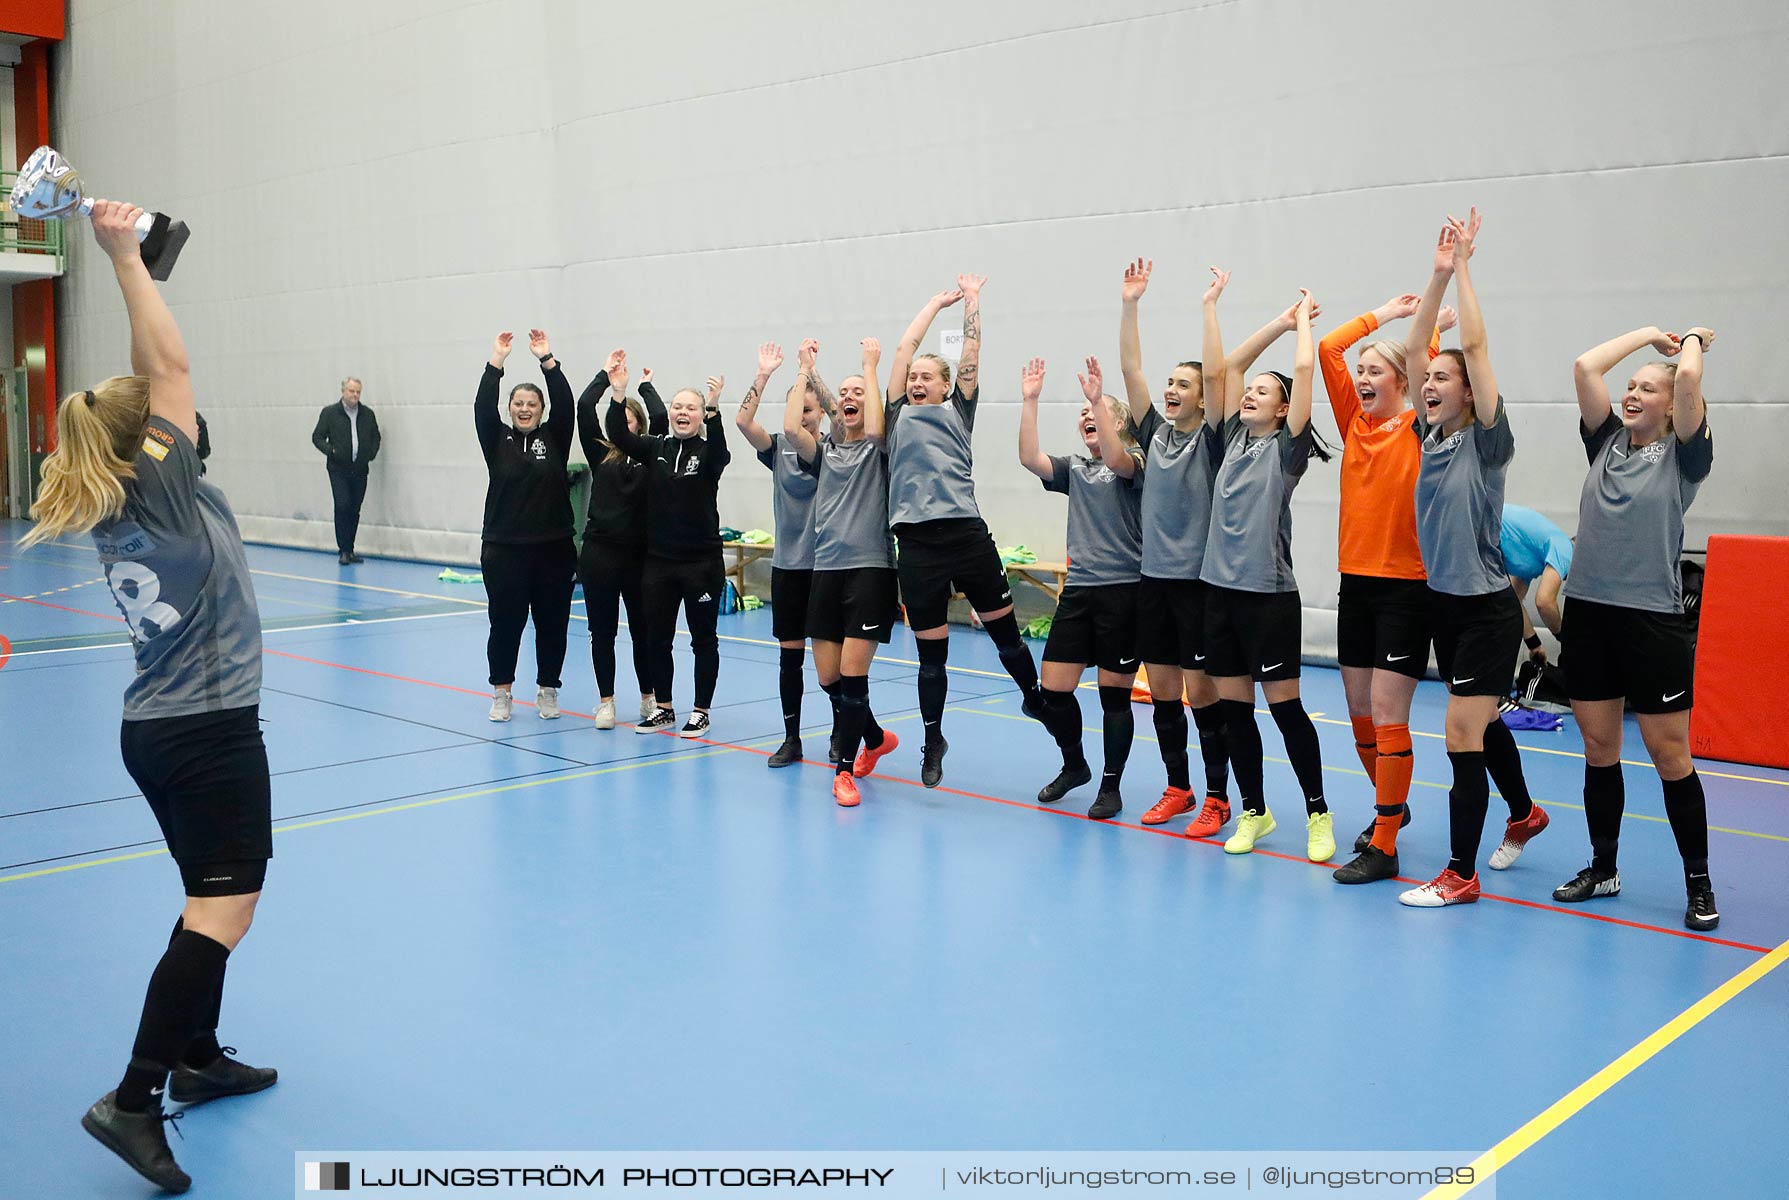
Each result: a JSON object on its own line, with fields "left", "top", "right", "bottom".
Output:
{"left": 1499, "top": 504, "right": 1573, "bottom": 583}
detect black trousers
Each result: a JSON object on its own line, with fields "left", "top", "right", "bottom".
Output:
{"left": 326, "top": 459, "right": 369, "bottom": 555}
{"left": 481, "top": 538, "right": 577, "bottom": 688}
{"left": 578, "top": 538, "right": 652, "bottom": 698}
{"left": 642, "top": 554, "right": 724, "bottom": 709}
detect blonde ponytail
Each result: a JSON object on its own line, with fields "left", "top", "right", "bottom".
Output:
{"left": 21, "top": 376, "right": 152, "bottom": 547}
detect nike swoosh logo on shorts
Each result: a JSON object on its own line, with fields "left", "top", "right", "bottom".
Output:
{"left": 1261, "top": 663, "right": 1283, "bottom": 673}
{"left": 1663, "top": 690, "right": 1686, "bottom": 702}
{"left": 1193, "top": 654, "right": 1206, "bottom": 662}
{"left": 1387, "top": 654, "right": 1409, "bottom": 662}
{"left": 862, "top": 623, "right": 878, "bottom": 631}
{"left": 1453, "top": 677, "right": 1474, "bottom": 686}
{"left": 1119, "top": 658, "right": 1138, "bottom": 666}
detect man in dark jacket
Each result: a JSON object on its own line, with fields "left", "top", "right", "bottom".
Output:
{"left": 312, "top": 377, "right": 381, "bottom": 563}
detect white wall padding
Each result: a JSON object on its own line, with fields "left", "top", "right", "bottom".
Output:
{"left": 52, "top": 1, "right": 1789, "bottom": 638}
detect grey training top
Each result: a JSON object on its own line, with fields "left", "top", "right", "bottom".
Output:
{"left": 885, "top": 385, "right": 980, "bottom": 526}
{"left": 807, "top": 433, "right": 896, "bottom": 571}
{"left": 1132, "top": 405, "right": 1223, "bottom": 581}
{"left": 91, "top": 416, "right": 264, "bottom": 719}
{"left": 1043, "top": 454, "right": 1144, "bottom": 586}
{"left": 1566, "top": 412, "right": 1714, "bottom": 614}
{"left": 1413, "top": 398, "right": 1517, "bottom": 597}
{"left": 1199, "top": 414, "right": 1315, "bottom": 594}
{"left": 756, "top": 434, "right": 819, "bottom": 570}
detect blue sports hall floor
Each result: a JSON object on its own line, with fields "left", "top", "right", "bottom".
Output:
{"left": 3, "top": 520, "right": 1785, "bottom": 1198}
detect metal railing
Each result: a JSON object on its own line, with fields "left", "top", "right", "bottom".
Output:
{"left": 0, "top": 169, "right": 67, "bottom": 271}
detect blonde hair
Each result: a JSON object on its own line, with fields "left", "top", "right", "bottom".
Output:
{"left": 1360, "top": 339, "right": 1411, "bottom": 380}
{"left": 22, "top": 376, "right": 152, "bottom": 547}
{"left": 1104, "top": 395, "right": 1140, "bottom": 452}
{"left": 912, "top": 353, "right": 953, "bottom": 389}
{"left": 599, "top": 395, "right": 649, "bottom": 464}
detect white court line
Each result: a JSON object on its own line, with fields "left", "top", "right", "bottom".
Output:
{"left": 3, "top": 607, "right": 482, "bottom": 659}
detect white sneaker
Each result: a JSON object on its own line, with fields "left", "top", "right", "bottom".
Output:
{"left": 639, "top": 694, "right": 658, "bottom": 723}
{"left": 488, "top": 690, "right": 513, "bottom": 722}
{"left": 593, "top": 698, "right": 616, "bottom": 730}
{"left": 679, "top": 711, "right": 711, "bottom": 739}
{"left": 536, "top": 686, "right": 561, "bottom": 719}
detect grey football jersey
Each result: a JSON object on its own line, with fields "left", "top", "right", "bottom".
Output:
{"left": 1566, "top": 412, "right": 1713, "bottom": 614}
{"left": 1413, "top": 399, "right": 1517, "bottom": 597}
{"left": 1199, "top": 414, "right": 1314, "bottom": 594}
{"left": 1134, "top": 406, "right": 1223, "bottom": 580}
{"left": 885, "top": 386, "right": 980, "bottom": 526}
{"left": 92, "top": 417, "right": 263, "bottom": 719}
{"left": 756, "top": 434, "right": 818, "bottom": 570}
{"left": 1043, "top": 454, "right": 1144, "bottom": 586}
{"left": 810, "top": 433, "right": 895, "bottom": 570}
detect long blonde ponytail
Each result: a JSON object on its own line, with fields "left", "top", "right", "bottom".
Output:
{"left": 21, "top": 376, "right": 152, "bottom": 547}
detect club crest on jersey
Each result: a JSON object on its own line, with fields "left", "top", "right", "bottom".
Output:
{"left": 1084, "top": 463, "right": 1117, "bottom": 483}
{"left": 1245, "top": 438, "right": 1273, "bottom": 460}
{"left": 682, "top": 457, "right": 701, "bottom": 476}
{"left": 530, "top": 440, "right": 548, "bottom": 460}
{"left": 1377, "top": 416, "right": 1402, "bottom": 433}
{"left": 1439, "top": 430, "right": 1466, "bottom": 452}
{"left": 1639, "top": 441, "right": 1667, "bottom": 464}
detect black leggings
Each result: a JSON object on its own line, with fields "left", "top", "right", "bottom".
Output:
{"left": 578, "top": 538, "right": 651, "bottom": 698}
{"left": 481, "top": 538, "right": 576, "bottom": 688}
{"left": 643, "top": 554, "right": 724, "bottom": 709}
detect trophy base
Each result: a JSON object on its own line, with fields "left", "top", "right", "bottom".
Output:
{"left": 140, "top": 213, "right": 189, "bottom": 281}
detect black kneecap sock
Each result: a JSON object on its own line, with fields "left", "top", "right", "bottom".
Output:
{"left": 1583, "top": 762, "right": 1625, "bottom": 872}
{"left": 1482, "top": 717, "right": 1534, "bottom": 821}
{"left": 778, "top": 646, "right": 805, "bottom": 741}
{"left": 1099, "top": 686, "right": 1134, "bottom": 789}
{"left": 1152, "top": 699, "right": 1191, "bottom": 791}
{"left": 983, "top": 613, "right": 1040, "bottom": 695}
{"left": 916, "top": 639, "right": 950, "bottom": 745}
{"left": 1660, "top": 770, "right": 1710, "bottom": 880}
{"left": 1221, "top": 697, "right": 1266, "bottom": 813}
{"left": 1042, "top": 688, "right": 1087, "bottom": 767}
{"left": 835, "top": 674, "right": 872, "bottom": 775}
{"left": 119, "top": 929, "right": 230, "bottom": 1111}
{"left": 1268, "top": 698, "right": 1327, "bottom": 815}
{"left": 1190, "top": 701, "right": 1229, "bottom": 800}
{"left": 1446, "top": 750, "right": 1490, "bottom": 878}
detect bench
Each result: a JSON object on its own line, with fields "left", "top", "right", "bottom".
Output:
{"left": 721, "top": 539, "right": 774, "bottom": 597}
{"left": 726, "top": 539, "right": 1069, "bottom": 605}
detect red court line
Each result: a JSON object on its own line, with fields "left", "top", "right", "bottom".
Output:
{"left": 0, "top": 633, "right": 12, "bottom": 671}
{"left": 220, "top": 643, "right": 1782, "bottom": 956}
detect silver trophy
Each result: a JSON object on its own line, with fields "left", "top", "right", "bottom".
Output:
{"left": 8, "top": 146, "right": 189, "bottom": 280}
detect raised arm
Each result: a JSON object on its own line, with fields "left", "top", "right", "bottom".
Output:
{"left": 94, "top": 202, "right": 196, "bottom": 443}
{"left": 1017, "top": 357, "right": 1054, "bottom": 480}
{"left": 1223, "top": 298, "right": 1309, "bottom": 422}
{"left": 735, "top": 341, "right": 783, "bottom": 454}
{"left": 700, "top": 376, "right": 731, "bottom": 477}
{"left": 1202, "top": 267, "right": 1230, "bottom": 431}
{"left": 639, "top": 370, "right": 668, "bottom": 435}
{"left": 1674, "top": 327, "right": 1713, "bottom": 442}
{"left": 603, "top": 360, "right": 655, "bottom": 464}
{"left": 577, "top": 350, "right": 619, "bottom": 464}
{"left": 1117, "top": 257, "right": 1155, "bottom": 422}
{"left": 1321, "top": 295, "right": 1416, "bottom": 430}
{"left": 861, "top": 338, "right": 886, "bottom": 441}
{"left": 1446, "top": 210, "right": 1499, "bottom": 427}
{"left": 955, "top": 274, "right": 985, "bottom": 401}
{"left": 1404, "top": 225, "right": 1455, "bottom": 397}
{"left": 1572, "top": 327, "right": 1677, "bottom": 431}
{"left": 807, "top": 363, "right": 837, "bottom": 419}
{"left": 475, "top": 332, "right": 512, "bottom": 457}
{"left": 785, "top": 345, "right": 820, "bottom": 462}
{"left": 886, "top": 287, "right": 962, "bottom": 403}
{"left": 1286, "top": 291, "right": 1317, "bottom": 438}
{"left": 531, "top": 329, "right": 575, "bottom": 452}
{"left": 1089, "top": 356, "right": 1137, "bottom": 478}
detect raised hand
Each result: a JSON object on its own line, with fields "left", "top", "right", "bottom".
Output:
{"left": 492, "top": 331, "right": 515, "bottom": 367}
{"left": 609, "top": 358, "right": 630, "bottom": 394}
{"left": 1446, "top": 207, "right": 1482, "bottom": 270}
{"left": 1383, "top": 292, "right": 1422, "bottom": 321}
{"left": 529, "top": 329, "right": 551, "bottom": 359}
{"left": 1276, "top": 292, "right": 1321, "bottom": 329}
{"left": 705, "top": 375, "right": 725, "bottom": 407}
{"left": 1432, "top": 223, "right": 1459, "bottom": 275}
{"left": 758, "top": 342, "right": 784, "bottom": 375}
{"left": 861, "top": 336, "right": 881, "bottom": 364}
{"left": 1077, "top": 356, "right": 1102, "bottom": 404}
{"left": 797, "top": 339, "right": 818, "bottom": 371}
{"left": 1204, "top": 266, "right": 1231, "bottom": 305}
{"left": 1438, "top": 305, "right": 1459, "bottom": 334}
{"left": 956, "top": 273, "right": 987, "bottom": 299}
{"left": 1121, "top": 258, "right": 1153, "bottom": 302}
{"left": 932, "top": 287, "right": 964, "bottom": 310}
{"left": 1020, "top": 357, "right": 1046, "bottom": 404}
{"left": 640, "top": 367, "right": 653, "bottom": 383}
{"left": 605, "top": 348, "right": 626, "bottom": 375}
{"left": 90, "top": 200, "right": 146, "bottom": 263}
{"left": 1682, "top": 326, "right": 1715, "bottom": 352}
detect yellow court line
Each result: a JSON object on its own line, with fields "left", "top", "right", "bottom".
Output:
{"left": 958, "top": 707, "right": 1789, "bottom": 845}
{"left": 247, "top": 568, "right": 489, "bottom": 608}
{"left": 1422, "top": 933, "right": 1789, "bottom": 1199}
